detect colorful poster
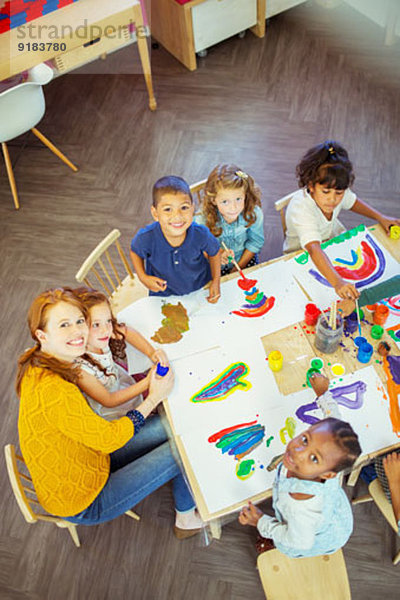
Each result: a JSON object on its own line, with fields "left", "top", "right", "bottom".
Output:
{"left": 289, "top": 225, "right": 400, "bottom": 309}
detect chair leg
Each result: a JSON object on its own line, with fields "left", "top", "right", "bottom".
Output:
{"left": 66, "top": 524, "right": 81, "bottom": 547}
{"left": 352, "top": 493, "right": 373, "bottom": 505}
{"left": 393, "top": 549, "right": 400, "bottom": 566}
{"left": 1, "top": 142, "right": 20, "bottom": 209}
{"left": 31, "top": 128, "right": 78, "bottom": 172}
{"left": 125, "top": 509, "right": 141, "bottom": 521}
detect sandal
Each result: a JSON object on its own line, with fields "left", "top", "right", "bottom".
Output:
{"left": 256, "top": 535, "right": 275, "bottom": 554}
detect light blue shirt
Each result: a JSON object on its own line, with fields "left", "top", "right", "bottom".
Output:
{"left": 194, "top": 205, "right": 264, "bottom": 263}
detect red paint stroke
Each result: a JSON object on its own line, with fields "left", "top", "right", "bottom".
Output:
{"left": 238, "top": 277, "right": 257, "bottom": 291}
{"left": 232, "top": 296, "right": 275, "bottom": 318}
{"left": 334, "top": 241, "right": 377, "bottom": 281}
{"left": 208, "top": 420, "right": 257, "bottom": 443}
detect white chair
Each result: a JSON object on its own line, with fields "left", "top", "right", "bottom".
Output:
{"left": 274, "top": 192, "right": 295, "bottom": 236}
{"left": 5, "top": 444, "right": 140, "bottom": 548}
{"left": 0, "top": 63, "right": 78, "bottom": 210}
{"left": 75, "top": 229, "right": 148, "bottom": 313}
{"left": 190, "top": 178, "right": 207, "bottom": 206}
{"left": 257, "top": 548, "right": 351, "bottom": 600}
{"left": 352, "top": 478, "right": 400, "bottom": 565}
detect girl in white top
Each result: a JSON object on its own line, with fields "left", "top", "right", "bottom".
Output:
{"left": 284, "top": 140, "right": 400, "bottom": 300}
{"left": 74, "top": 288, "right": 168, "bottom": 420}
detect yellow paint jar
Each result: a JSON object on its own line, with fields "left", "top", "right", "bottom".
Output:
{"left": 268, "top": 350, "right": 283, "bottom": 372}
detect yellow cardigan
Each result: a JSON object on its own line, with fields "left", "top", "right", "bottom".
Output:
{"left": 18, "top": 366, "right": 134, "bottom": 517}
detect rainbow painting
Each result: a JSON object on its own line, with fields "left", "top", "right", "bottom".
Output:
{"left": 190, "top": 362, "right": 251, "bottom": 403}
{"left": 232, "top": 284, "right": 275, "bottom": 318}
{"left": 309, "top": 233, "right": 386, "bottom": 289}
{"left": 208, "top": 419, "right": 265, "bottom": 461}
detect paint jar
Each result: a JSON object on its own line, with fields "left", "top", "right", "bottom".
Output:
{"left": 389, "top": 225, "right": 400, "bottom": 239}
{"left": 345, "top": 312, "right": 358, "bottom": 334}
{"left": 310, "top": 358, "right": 324, "bottom": 370}
{"left": 354, "top": 336, "right": 367, "bottom": 347}
{"left": 370, "top": 325, "right": 384, "bottom": 340}
{"left": 357, "top": 341, "right": 373, "bottom": 363}
{"left": 373, "top": 305, "right": 389, "bottom": 325}
{"left": 268, "top": 350, "right": 283, "bottom": 372}
{"left": 314, "top": 313, "right": 344, "bottom": 354}
{"left": 306, "top": 367, "right": 321, "bottom": 387}
{"left": 304, "top": 303, "right": 321, "bottom": 326}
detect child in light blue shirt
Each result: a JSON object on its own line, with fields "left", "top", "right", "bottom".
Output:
{"left": 239, "top": 374, "right": 362, "bottom": 558}
{"left": 194, "top": 164, "right": 264, "bottom": 275}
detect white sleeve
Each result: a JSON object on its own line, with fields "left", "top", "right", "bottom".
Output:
{"left": 257, "top": 496, "right": 322, "bottom": 551}
{"left": 340, "top": 188, "right": 357, "bottom": 210}
{"left": 287, "top": 199, "right": 323, "bottom": 248}
{"left": 316, "top": 390, "right": 342, "bottom": 418}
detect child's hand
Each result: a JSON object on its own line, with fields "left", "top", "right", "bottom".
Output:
{"left": 309, "top": 372, "right": 329, "bottom": 397}
{"left": 220, "top": 248, "right": 234, "bottom": 266}
{"left": 383, "top": 452, "right": 400, "bottom": 487}
{"left": 337, "top": 298, "right": 356, "bottom": 317}
{"left": 151, "top": 348, "right": 169, "bottom": 367}
{"left": 238, "top": 502, "right": 264, "bottom": 527}
{"left": 147, "top": 366, "right": 174, "bottom": 407}
{"left": 377, "top": 214, "right": 400, "bottom": 235}
{"left": 142, "top": 275, "right": 167, "bottom": 293}
{"left": 207, "top": 280, "right": 221, "bottom": 303}
{"left": 334, "top": 279, "right": 359, "bottom": 300}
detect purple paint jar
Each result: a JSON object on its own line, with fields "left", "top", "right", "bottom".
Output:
{"left": 345, "top": 312, "right": 358, "bottom": 334}
{"left": 357, "top": 342, "right": 373, "bottom": 363}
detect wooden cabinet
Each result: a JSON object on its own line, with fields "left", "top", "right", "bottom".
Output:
{"left": 148, "top": 0, "right": 266, "bottom": 71}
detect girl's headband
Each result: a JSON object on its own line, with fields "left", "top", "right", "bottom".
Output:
{"left": 235, "top": 170, "right": 248, "bottom": 180}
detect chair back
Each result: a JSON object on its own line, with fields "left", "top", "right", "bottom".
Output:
{"left": 75, "top": 229, "right": 148, "bottom": 312}
{"left": 369, "top": 478, "right": 398, "bottom": 531}
{"left": 5, "top": 444, "right": 40, "bottom": 524}
{"left": 190, "top": 178, "right": 207, "bottom": 207}
{"left": 274, "top": 192, "right": 295, "bottom": 236}
{"left": 257, "top": 548, "right": 351, "bottom": 600}
{"left": 0, "top": 63, "right": 53, "bottom": 142}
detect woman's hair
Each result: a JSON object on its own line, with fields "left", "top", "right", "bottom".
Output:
{"left": 202, "top": 164, "right": 262, "bottom": 237}
{"left": 72, "top": 287, "right": 127, "bottom": 364}
{"left": 16, "top": 287, "right": 88, "bottom": 396}
{"left": 296, "top": 140, "right": 355, "bottom": 190}
{"left": 320, "top": 417, "right": 362, "bottom": 473}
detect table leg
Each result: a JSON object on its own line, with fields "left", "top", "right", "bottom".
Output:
{"left": 133, "top": 5, "right": 157, "bottom": 111}
{"left": 209, "top": 518, "right": 222, "bottom": 539}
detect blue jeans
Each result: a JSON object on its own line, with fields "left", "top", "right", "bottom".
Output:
{"left": 65, "top": 416, "right": 195, "bottom": 525}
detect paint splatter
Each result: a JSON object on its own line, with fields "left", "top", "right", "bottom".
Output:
{"left": 209, "top": 420, "right": 265, "bottom": 460}
{"left": 151, "top": 302, "right": 189, "bottom": 343}
{"left": 279, "top": 417, "right": 296, "bottom": 444}
{"left": 236, "top": 459, "right": 255, "bottom": 480}
{"left": 296, "top": 380, "right": 367, "bottom": 424}
{"left": 266, "top": 435, "right": 274, "bottom": 447}
{"left": 191, "top": 363, "right": 251, "bottom": 403}
{"left": 232, "top": 279, "right": 275, "bottom": 318}
{"left": 331, "top": 363, "right": 345, "bottom": 376}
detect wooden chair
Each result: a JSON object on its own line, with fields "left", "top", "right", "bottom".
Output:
{"left": 257, "top": 548, "right": 351, "bottom": 600}
{"left": 5, "top": 444, "right": 140, "bottom": 548}
{"left": 0, "top": 63, "right": 78, "bottom": 210}
{"left": 274, "top": 192, "right": 295, "bottom": 236}
{"left": 75, "top": 229, "right": 148, "bottom": 313}
{"left": 190, "top": 178, "right": 207, "bottom": 207}
{"left": 352, "top": 478, "right": 400, "bottom": 565}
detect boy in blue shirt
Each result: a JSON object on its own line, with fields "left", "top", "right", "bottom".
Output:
{"left": 130, "top": 176, "right": 221, "bottom": 301}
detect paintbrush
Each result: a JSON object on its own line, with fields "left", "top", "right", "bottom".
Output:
{"left": 267, "top": 453, "right": 284, "bottom": 471}
{"left": 355, "top": 298, "right": 362, "bottom": 337}
{"left": 221, "top": 241, "right": 247, "bottom": 280}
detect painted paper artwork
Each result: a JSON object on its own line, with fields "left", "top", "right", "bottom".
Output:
{"left": 209, "top": 420, "right": 265, "bottom": 460}
{"left": 192, "top": 261, "right": 307, "bottom": 338}
{"left": 377, "top": 295, "right": 400, "bottom": 349}
{"left": 289, "top": 225, "right": 400, "bottom": 308}
{"left": 151, "top": 301, "right": 189, "bottom": 343}
{"left": 167, "top": 341, "right": 280, "bottom": 436}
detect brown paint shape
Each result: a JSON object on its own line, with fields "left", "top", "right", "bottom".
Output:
{"left": 151, "top": 302, "right": 189, "bottom": 344}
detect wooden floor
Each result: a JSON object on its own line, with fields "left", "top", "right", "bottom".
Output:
{"left": 1, "top": 1, "right": 400, "bottom": 598}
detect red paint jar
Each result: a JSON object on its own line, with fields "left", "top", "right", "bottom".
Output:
{"left": 305, "top": 303, "right": 321, "bottom": 326}
{"left": 373, "top": 304, "right": 389, "bottom": 325}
